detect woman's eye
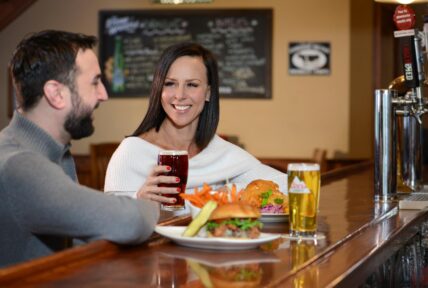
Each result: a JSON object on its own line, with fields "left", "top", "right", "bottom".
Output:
{"left": 164, "top": 81, "right": 175, "bottom": 87}
{"left": 188, "top": 83, "right": 199, "bottom": 88}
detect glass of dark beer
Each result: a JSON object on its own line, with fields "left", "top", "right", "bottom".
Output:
{"left": 158, "top": 150, "right": 188, "bottom": 211}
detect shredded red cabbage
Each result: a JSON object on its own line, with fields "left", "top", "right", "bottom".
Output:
{"left": 260, "top": 204, "right": 284, "bottom": 214}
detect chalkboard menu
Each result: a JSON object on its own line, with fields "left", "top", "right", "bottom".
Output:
{"left": 98, "top": 9, "right": 272, "bottom": 98}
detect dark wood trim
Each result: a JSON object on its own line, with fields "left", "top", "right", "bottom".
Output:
{"left": 257, "top": 156, "right": 368, "bottom": 174}
{"left": 0, "top": 214, "right": 190, "bottom": 284}
{"left": 373, "top": 2, "right": 382, "bottom": 90}
{"left": 0, "top": 241, "right": 118, "bottom": 283}
{"left": 321, "top": 160, "right": 373, "bottom": 184}
{"left": 0, "top": 0, "right": 37, "bottom": 32}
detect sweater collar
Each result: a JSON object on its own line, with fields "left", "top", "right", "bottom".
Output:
{"left": 10, "top": 112, "right": 71, "bottom": 162}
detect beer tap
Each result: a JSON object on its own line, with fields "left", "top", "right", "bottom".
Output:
{"left": 374, "top": 4, "right": 428, "bottom": 201}
{"left": 393, "top": 15, "right": 427, "bottom": 123}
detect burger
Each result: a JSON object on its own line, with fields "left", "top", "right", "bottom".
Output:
{"left": 208, "top": 263, "right": 262, "bottom": 288}
{"left": 205, "top": 203, "right": 262, "bottom": 239}
{"left": 240, "top": 179, "right": 288, "bottom": 214}
{"left": 187, "top": 260, "right": 263, "bottom": 288}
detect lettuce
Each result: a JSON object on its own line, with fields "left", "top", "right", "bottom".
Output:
{"left": 260, "top": 190, "right": 272, "bottom": 207}
{"left": 206, "top": 218, "right": 263, "bottom": 231}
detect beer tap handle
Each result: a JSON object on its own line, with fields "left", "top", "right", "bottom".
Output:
{"left": 394, "top": 5, "right": 420, "bottom": 89}
{"left": 395, "top": 30, "right": 420, "bottom": 89}
{"left": 410, "top": 105, "right": 424, "bottom": 124}
{"left": 415, "top": 112, "right": 423, "bottom": 124}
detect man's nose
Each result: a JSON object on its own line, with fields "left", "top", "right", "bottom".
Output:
{"left": 98, "top": 82, "right": 108, "bottom": 101}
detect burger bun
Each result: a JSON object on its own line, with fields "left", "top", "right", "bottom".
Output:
{"left": 209, "top": 203, "right": 260, "bottom": 221}
{"left": 244, "top": 180, "right": 280, "bottom": 194}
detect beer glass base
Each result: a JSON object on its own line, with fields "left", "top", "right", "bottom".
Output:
{"left": 161, "top": 205, "right": 185, "bottom": 211}
{"left": 289, "top": 230, "right": 316, "bottom": 238}
{"left": 287, "top": 231, "right": 326, "bottom": 241}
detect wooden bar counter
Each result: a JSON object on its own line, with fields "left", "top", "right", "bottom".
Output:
{"left": 1, "top": 161, "right": 427, "bottom": 287}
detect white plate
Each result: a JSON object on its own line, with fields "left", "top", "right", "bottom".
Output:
{"left": 155, "top": 225, "right": 281, "bottom": 250}
{"left": 261, "top": 213, "right": 289, "bottom": 223}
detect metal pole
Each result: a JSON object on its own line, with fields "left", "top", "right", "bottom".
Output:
{"left": 374, "top": 89, "right": 397, "bottom": 201}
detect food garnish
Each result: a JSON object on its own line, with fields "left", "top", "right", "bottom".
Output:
{"left": 180, "top": 180, "right": 288, "bottom": 215}
{"left": 240, "top": 180, "right": 289, "bottom": 214}
{"left": 182, "top": 200, "right": 218, "bottom": 237}
{"left": 183, "top": 201, "right": 263, "bottom": 239}
{"left": 205, "top": 203, "right": 262, "bottom": 239}
{"left": 180, "top": 183, "right": 242, "bottom": 208}
{"left": 260, "top": 190, "right": 272, "bottom": 207}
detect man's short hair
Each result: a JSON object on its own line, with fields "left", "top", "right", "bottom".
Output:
{"left": 9, "top": 30, "right": 97, "bottom": 111}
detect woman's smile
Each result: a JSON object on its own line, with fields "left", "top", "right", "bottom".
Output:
{"left": 173, "top": 104, "right": 191, "bottom": 111}
{"left": 161, "top": 55, "right": 209, "bottom": 128}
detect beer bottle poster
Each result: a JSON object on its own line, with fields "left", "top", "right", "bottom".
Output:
{"left": 99, "top": 9, "right": 272, "bottom": 99}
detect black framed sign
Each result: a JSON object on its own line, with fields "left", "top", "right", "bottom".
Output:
{"left": 99, "top": 9, "right": 272, "bottom": 99}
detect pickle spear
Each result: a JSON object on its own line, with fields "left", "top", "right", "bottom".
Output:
{"left": 182, "top": 200, "right": 218, "bottom": 237}
{"left": 186, "top": 260, "right": 213, "bottom": 288}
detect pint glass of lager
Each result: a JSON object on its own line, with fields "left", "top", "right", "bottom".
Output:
{"left": 287, "top": 163, "right": 321, "bottom": 238}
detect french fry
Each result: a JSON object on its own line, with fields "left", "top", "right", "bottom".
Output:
{"left": 180, "top": 183, "right": 243, "bottom": 208}
{"left": 212, "top": 193, "right": 220, "bottom": 202}
{"left": 231, "top": 184, "right": 237, "bottom": 202}
{"left": 220, "top": 192, "right": 228, "bottom": 204}
{"left": 202, "top": 183, "right": 211, "bottom": 192}
{"left": 180, "top": 194, "right": 204, "bottom": 207}
{"left": 237, "top": 188, "right": 244, "bottom": 200}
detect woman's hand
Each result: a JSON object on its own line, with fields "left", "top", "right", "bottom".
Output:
{"left": 136, "top": 165, "right": 181, "bottom": 204}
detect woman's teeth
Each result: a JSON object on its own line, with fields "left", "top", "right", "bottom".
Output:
{"left": 174, "top": 105, "right": 190, "bottom": 111}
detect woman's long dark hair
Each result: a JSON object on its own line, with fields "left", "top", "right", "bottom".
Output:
{"left": 131, "top": 42, "right": 220, "bottom": 150}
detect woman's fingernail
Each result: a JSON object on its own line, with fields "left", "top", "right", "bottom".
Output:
{"left": 173, "top": 198, "right": 177, "bottom": 203}
{"left": 176, "top": 187, "right": 181, "bottom": 192}
{"left": 176, "top": 177, "right": 180, "bottom": 183}
{"left": 166, "top": 166, "right": 171, "bottom": 171}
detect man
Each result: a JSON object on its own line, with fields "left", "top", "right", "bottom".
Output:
{"left": 0, "top": 30, "right": 160, "bottom": 268}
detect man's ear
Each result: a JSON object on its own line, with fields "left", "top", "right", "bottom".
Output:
{"left": 43, "top": 80, "right": 66, "bottom": 109}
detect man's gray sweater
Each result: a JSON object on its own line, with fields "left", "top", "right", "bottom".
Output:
{"left": 0, "top": 113, "right": 159, "bottom": 268}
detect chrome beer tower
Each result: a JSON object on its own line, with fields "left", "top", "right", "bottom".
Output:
{"left": 374, "top": 7, "right": 428, "bottom": 201}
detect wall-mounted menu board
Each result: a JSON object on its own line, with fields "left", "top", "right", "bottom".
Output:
{"left": 98, "top": 9, "right": 272, "bottom": 99}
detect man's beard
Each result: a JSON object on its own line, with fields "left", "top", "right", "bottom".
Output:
{"left": 64, "top": 90, "right": 98, "bottom": 140}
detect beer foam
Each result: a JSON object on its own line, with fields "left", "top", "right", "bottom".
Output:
{"left": 287, "top": 163, "right": 320, "bottom": 171}
{"left": 159, "top": 150, "right": 188, "bottom": 156}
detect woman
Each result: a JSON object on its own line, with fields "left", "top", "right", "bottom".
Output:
{"left": 104, "top": 42, "right": 286, "bottom": 210}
